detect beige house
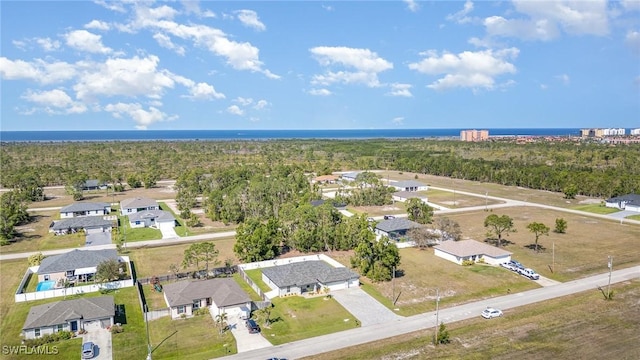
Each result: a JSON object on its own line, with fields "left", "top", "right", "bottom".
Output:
{"left": 163, "top": 278, "right": 251, "bottom": 320}
{"left": 434, "top": 240, "right": 512, "bottom": 266}
{"left": 37, "top": 249, "right": 120, "bottom": 285}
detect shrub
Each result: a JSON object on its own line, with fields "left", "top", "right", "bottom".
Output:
{"left": 193, "top": 308, "right": 209, "bottom": 316}
{"left": 109, "top": 324, "right": 124, "bottom": 333}
{"left": 462, "top": 260, "right": 475, "bottom": 266}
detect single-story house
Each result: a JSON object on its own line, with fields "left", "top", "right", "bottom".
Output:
{"left": 37, "top": 249, "right": 120, "bottom": 284}
{"left": 127, "top": 210, "right": 175, "bottom": 230}
{"left": 82, "top": 180, "right": 107, "bottom": 191}
{"left": 120, "top": 197, "right": 159, "bottom": 215}
{"left": 313, "top": 174, "right": 339, "bottom": 184}
{"left": 605, "top": 194, "right": 640, "bottom": 212}
{"left": 261, "top": 261, "right": 360, "bottom": 297}
{"left": 434, "top": 239, "right": 512, "bottom": 266}
{"left": 340, "top": 171, "right": 362, "bottom": 182}
{"left": 163, "top": 278, "right": 251, "bottom": 319}
{"left": 60, "top": 202, "right": 111, "bottom": 218}
{"left": 22, "top": 296, "right": 114, "bottom": 339}
{"left": 390, "top": 180, "right": 428, "bottom": 192}
{"left": 392, "top": 191, "right": 429, "bottom": 204}
{"left": 49, "top": 217, "right": 114, "bottom": 236}
{"left": 374, "top": 218, "right": 422, "bottom": 241}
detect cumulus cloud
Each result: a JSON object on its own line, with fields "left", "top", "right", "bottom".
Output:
{"left": 153, "top": 33, "right": 186, "bottom": 55}
{"left": 484, "top": 0, "right": 610, "bottom": 41}
{"left": 556, "top": 73, "right": 570, "bottom": 85}
{"left": 186, "top": 82, "right": 225, "bottom": 100}
{"left": 403, "top": 0, "right": 420, "bottom": 13}
{"left": 626, "top": 30, "right": 640, "bottom": 54}
{"left": 35, "top": 38, "right": 61, "bottom": 52}
{"left": 234, "top": 97, "right": 253, "bottom": 106}
{"left": 254, "top": 99, "right": 269, "bottom": 109}
{"left": 387, "top": 83, "right": 413, "bottom": 97}
{"left": 65, "top": 30, "right": 112, "bottom": 54}
{"left": 309, "top": 88, "right": 332, "bottom": 96}
{"left": 105, "top": 102, "right": 173, "bottom": 130}
{"left": 227, "top": 105, "right": 244, "bottom": 115}
{"left": 236, "top": 10, "right": 266, "bottom": 31}
{"left": 392, "top": 116, "right": 404, "bottom": 125}
{"left": 0, "top": 57, "right": 77, "bottom": 84}
{"left": 21, "top": 89, "right": 87, "bottom": 114}
{"left": 408, "top": 48, "right": 519, "bottom": 91}
{"left": 85, "top": 20, "right": 111, "bottom": 31}
{"left": 310, "top": 46, "right": 392, "bottom": 88}
{"left": 447, "top": 1, "right": 474, "bottom": 24}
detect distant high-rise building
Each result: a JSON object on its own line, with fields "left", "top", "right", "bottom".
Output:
{"left": 580, "top": 128, "right": 625, "bottom": 137}
{"left": 603, "top": 128, "right": 626, "bottom": 136}
{"left": 631, "top": 129, "right": 640, "bottom": 136}
{"left": 460, "top": 129, "right": 489, "bottom": 142}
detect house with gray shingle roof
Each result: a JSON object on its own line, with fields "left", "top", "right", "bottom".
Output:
{"left": 82, "top": 179, "right": 107, "bottom": 190}
{"left": 374, "top": 218, "right": 423, "bottom": 241}
{"left": 49, "top": 216, "right": 114, "bottom": 235}
{"left": 390, "top": 180, "right": 428, "bottom": 192}
{"left": 163, "top": 278, "right": 251, "bottom": 319}
{"left": 119, "top": 197, "right": 159, "bottom": 215}
{"left": 127, "top": 209, "right": 175, "bottom": 229}
{"left": 60, "top": 202, "right": 111, "bottom": 218}
{"left": 605, "top": 193, "right": 640, "bottom": 212}
{"left": 261, "top": 261, "right": 360, "bottom": 297}
{"left": 434, "top": 239, "right": 512, "bottom": 266}
{"left": 22, "top": 296, "right": 114, "bottom": 339}
{"left": 37, "top": 249, "right": 120, "bottom": 284}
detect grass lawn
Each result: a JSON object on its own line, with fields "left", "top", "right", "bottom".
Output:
{"left": 571, "top": 204, "right": 621, "bottom": 214}
{"left": 627, "top": 214, "right": 640, "bottom": 221}
{"left": 148, "top": 314, "right": 236, "bottom": 359}
{"left": 119, "top": 215, "right": 162, "bottom": 242}
{"left": 233, "top": 273, "right": 263, "bottom": 301}
{"left": 0, "top": 211, "right": 87, "bottom": 254}
{"left": 244, "top": 269, "right": 272, "bottom": 293}
{"left": 24, "top": 272, "right": 38, "bottom": 293}
{"left": 111, "top": 287, "right": 148, "bottom": 359}
{"left": 303, "top": 280, "right": 640, "bottom": 360}
{"left": 127, "top": 237, "right": 238, "bottom": 279}
{"left": 158, "top": 202, "right": 188, "bottom": 237}
{"left": 259, "top": 296, "right": 359, "bottom": 345}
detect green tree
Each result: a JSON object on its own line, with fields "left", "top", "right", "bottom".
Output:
{"left": 182, "top": 242, "right": 220, "bottom": 273}
{"left": 563, "top": 184, "right": 578, "bottom": 199}
{"left": 433, "top": 322, "right": 450, "bottom": 345}
{"left": 527, "top": 222, "right": 550, "bottom": 252}
{"left": 95, "top": 259, "right": 122, "bottom": 283}
{"left": 483, "top": 214, "right": 516, "bottom": 247}
{"left": 214, "top": 312, "right": 228, "bottom": 334}
{"left": 351, "top": 237, "right": 400, "bottom": 282}
{"left": 28, "top": 252, "right": 45, "bottom": 266}
{"left": 405, "top": 198, "right": 434, "bottom": 224}
{"left": 65, "top": 173, "right": 87, "bottom": 201}
{"left": 126, "top": 174, "right": 142, "bottom": 189}
{"left": 407, "top": 226, "right": 439, "bottom": 248}
{"left": 554, "top": 218, "right": 568, "bottom": 234}
{"left": 0, "top": 191, "right": 30, "bottom": 244}
{"left": 233, "top": 219, "right": 281, "bottom": 262}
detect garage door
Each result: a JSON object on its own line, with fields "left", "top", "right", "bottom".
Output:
{"left": 85, "top": 227, "right": 103, "bottom": 234}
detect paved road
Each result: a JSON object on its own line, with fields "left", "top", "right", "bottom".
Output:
{"left": 217, "top": 266, "right": 640, "bottom": 360}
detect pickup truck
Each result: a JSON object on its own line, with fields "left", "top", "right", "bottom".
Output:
{"left": 518, "top": 268, "right": 540, "bottom": 280}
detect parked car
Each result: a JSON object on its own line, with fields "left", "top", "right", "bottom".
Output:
{"left": 367, "top": 217, "right": 375, "bottom": 222}
{"left": 481, "top": 307, "right": 503, "bottom": 319}
{"left": 81, "top": 342, "right": 95, "bottom": 359}
{"left": 246, "top": 319, "right": 261, "bottom": 334}
{"left": 500, "top": 262, "right": 516, "bottom": 271}
{"left": 384, "top": 215, "right": 396, "bottom": 220}
{"left": 508, "top": 260, "right": 524, "bottom": 270}
{"left": 518, "top": 268, "right": 540, "bottom": 280}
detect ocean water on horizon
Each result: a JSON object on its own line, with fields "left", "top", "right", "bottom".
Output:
{"left": 0, "top": 128, "right": 584, "bottom": 142}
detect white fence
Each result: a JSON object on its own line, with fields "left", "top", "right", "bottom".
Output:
{"left": 238, "top": 254, "right": 345, "bottom": 271}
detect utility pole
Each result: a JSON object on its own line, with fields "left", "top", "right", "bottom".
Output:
{"left": 434, "top": 288, "right": 440, "bottom": 345}
{"left": 392, "top": 266, "right": 396, "bottom": 305}
{"left": 145, "top": 304, "right": 152, "bottom": 360}
{"left": 607, "top": 256, "right": 613, "bottom": 298}
{"left": 485, "top": 191, "right": 488, "bottom": 211}
{"left": 552, "top": 242, "right": 555, "bottom": 273}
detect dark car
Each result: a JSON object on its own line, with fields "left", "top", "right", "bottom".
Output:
{"left": 246, "top": 319, "right": 260, "bottom": 334}
{"left": 384, "top": 215, "right": 396, "bottom": 220}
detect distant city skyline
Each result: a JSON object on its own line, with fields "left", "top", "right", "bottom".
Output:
{"left": 1, "top": 1, "right": 639, "bottom": 131}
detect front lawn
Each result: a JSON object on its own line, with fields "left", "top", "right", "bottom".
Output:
{"left": 111, "top": 287, "right": 148, "bottom": 359}
{"left": 626, "top": 214, "right": 640, "bottom": 221}
{"left": 259, "top": 296, "right": 358, "bottom": 345}
{"left": 571, "top": 204, "right": 620, "bottom": 214}
{"left": 118, "top": 215, "right": 162, "bottom": 242}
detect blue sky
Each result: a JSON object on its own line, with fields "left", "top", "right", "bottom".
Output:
{"left": 1, "top": 0, "right": 639, "bottom": 131}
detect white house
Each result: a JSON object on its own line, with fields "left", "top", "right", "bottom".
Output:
{"left": 261, "top": 261, "right": 360, "bottom": 297}
{"left": 434, "top": 240, "right": 512, "bottom": 266}
{"left": 392, "top": 191, "right": 429, "bottom": 204}
{"left": 390, "top": 180, "right": 428, "bottom": 192}
{"left": 374, "top": 218, "right": 422, "bottom": 241}
{"left": 49, "top": 217, "right": 113, "bottom": 236}
{"left": 36, "top": 249, "right": 121, "bottom": 285}
{"left": 119, "top": 197, "right": 159, "bottom": 215}
{"left": 60, "top": 202, "right": 111, "bottom": 218}
{"left": 163, "top": 278, "right": 251, "bottom": 319}
{"left": 605, "top": 194, "right": 640, "bottom": 212}
{"left": 127, "top": 210, "right": 175, "bottom": 230}
{"left": 22, "top": 296, "right": 114, "bottom": 339}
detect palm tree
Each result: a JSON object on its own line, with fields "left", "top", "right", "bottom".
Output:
{"left": 214, "top": 312, "right": 228, "bottom": 334}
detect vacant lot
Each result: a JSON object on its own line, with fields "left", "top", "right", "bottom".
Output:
{"left": 2, "top": 210, "right": 87, "bottom": 254}
{"left": 303, "top": 279, "right": 640, "bottom": 360}
{"left": 28, "top": 184, "right": 177, "bottom": 209}
{"left": 426, "top": 189, "right": 503, "bottom": 209}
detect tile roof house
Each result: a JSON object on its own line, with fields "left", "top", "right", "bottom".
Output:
{"left": 49, "top": 216, "right": 114, "bottom": 236}
{"left": 374, "top": 218, "right": 423, "bottom": 241}
{"left": 313, "top": 174, "right": 339, "bottom": 184}
{"left": 390, "top": 180, "right": 428, "bottom": 192}
{"left": 261, "top": 261, "right": 360, "bottom": 297}
{"left": 605, "top": 194, "right": 640, "bottom": 212}
{"left": 119, "top": 197, "right": 159, "bottom": 215}
{"left": 127, "top": 210, "right": 175, "bottom": 229}
{"left": 434, "top": 239, "right": 512, "bottom": 266}
{"left": 60, "top": 202, "right": 111, "bottom": 218}
{"left": 22, "top": 296, "right": 114, "bottom": 339}
{"left": 37, "top": 249, "right": 120, "bottom": 284}
{"left": 163, "top": 278, "right": 251, "bottom": 319}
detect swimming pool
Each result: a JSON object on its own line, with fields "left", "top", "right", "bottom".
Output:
{"left": 36, "top": 280, "right": 56, "bottom": 291}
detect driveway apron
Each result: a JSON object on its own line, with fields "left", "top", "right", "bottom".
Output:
{"left": 213, "top": 310, "right": 272, "bottom": 353}
{"left": 332, "top": 287, "right": 402, "bottom": 327}
{"left": 81, "top": 321, "right": 112, "bottom": 360}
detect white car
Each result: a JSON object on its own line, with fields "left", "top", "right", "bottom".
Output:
{"left": 481, "top": 307, "right": 503, "bottom": 319}
{"left": 519, "top": 268, "right": 540, "bottom": 280}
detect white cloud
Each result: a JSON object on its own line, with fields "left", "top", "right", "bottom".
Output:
{"left": 484, "top": 0, "right": 610, "bottom": 41}
{"left": 153, "top": 33, "right": 185, "bottom": 55}
{"left": 186, "top": 82, "right": 225, "bottom": 100}
{"left": 85, "top": 20, "right": 111, "bottom": 31}
{"left": 253, "top": 99, "right": 269, "bottom": 109}
{"left": 540, "top": 83, "right": 548, "bottom": 90}
{"left": 392, "top": 116, "right": 404, "bottom": 125}
{"left": 234, "top": 97, "right": 253, "bottom": 106}
{"left": 21, "top": 89, "right": 87, "bottom": 114}
{"left": 626, "top": 30, "right": 640, "bottom": 54}
{"left": 65, "top": 30, "right": 112, "bottom": 54}
{"left": 236, "top": 10, "right": 266, "bottom": 31}
{"left": 0, "top": 57, "right": 77, "bottom": 84}
{"left": 622, "top": 0, "right": 640, "bottom": 11}
{"left": 35, "top": 38, "right": 61, "bottom": 52}
{"left": 447, "top": 1, "right": 474, "bottom": 24}
{"left": 408, "top": 48, "right": 518, "bottom": 91}
{"left": 555, "top": 74, "right": 570, "bottom": 85}
{"left": 226, "top": 105, "right": 244, "bottom": 115}
{"left": 403, "top": 0, "right": 420, "bottom": 13}
{"left": 104, "top": 102, "right": 173, "bottom": 129}
{"left": 94, "top": 0, "right": 127, "bottom": 13}
{"left": 322, "top": 5, "right": 334, "bottom": 12}
{"left": 309, "top": 88, "right": 332, "bottom": 96}
{"left": 310, "top": 46, "right": 392, "bottom": 88}
{"left": 387, "top": 83, "right": 413, "bottom": 97}
{"left": 181, "top": 1, "right": 216, "bottom": 17}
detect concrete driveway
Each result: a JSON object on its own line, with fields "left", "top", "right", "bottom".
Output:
{"left": 81, "top": 321, "right": 112, "bottom": 360}
{"left": 159, "top": 226, "right": 178, "bottom": 239}
{"left": 331, "top": 287, "right": 402, "bottom": 327}
{"left": 85, "top": 232, "right": 112, "bottom": 247}
{"left": 216, "top": 311, "right": 272, "bottom": 353}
